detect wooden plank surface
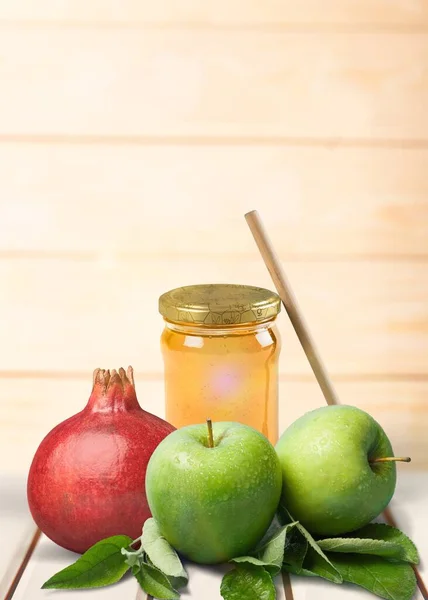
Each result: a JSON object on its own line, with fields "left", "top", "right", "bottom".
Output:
{"left": 0, "top": 477, "right": 37, "bottom": 599}
{"left": 0, "top": 258, "right": 426, "bottom": 376}
{"left": 0, "top": 30, "right": 427, "bottom": 139}
{"left": 1, "top": 144, "right": 427, "bottom": 257}
{"left": 1, "top": 0, "right": 428, "bottom": 26}
{"left": 3, "top": 378, "right": 426, "bottom": 475}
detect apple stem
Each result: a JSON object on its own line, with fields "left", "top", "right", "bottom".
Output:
{"left": 206, "top": 418, "right": 214, "bottom": 448}
{"left": 369, "top": 456, "right": 411, "bottom": 464}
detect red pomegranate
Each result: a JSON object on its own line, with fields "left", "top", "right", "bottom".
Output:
{"left": 27, "top": 366, "right": 175, "bottom": 553}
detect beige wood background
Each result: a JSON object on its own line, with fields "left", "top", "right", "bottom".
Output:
{"left": 1, "top": 0, "right": 427, "bottom": 474}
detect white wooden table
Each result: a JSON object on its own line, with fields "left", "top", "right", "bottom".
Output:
{"left": 1, "top": 473, "right": 427, "bottom": 600}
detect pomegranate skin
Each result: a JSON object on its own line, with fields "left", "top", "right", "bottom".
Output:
{"left": 27, "top": 367, "right": 175, "bottom": 554}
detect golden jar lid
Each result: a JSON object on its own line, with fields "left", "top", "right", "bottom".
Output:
{"left": 159, "top": 284, "right": 281, "bottom": 326}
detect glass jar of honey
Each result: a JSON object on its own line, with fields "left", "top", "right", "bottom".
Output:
{"left": 159, "top": 284, "right": 281, "bottom": 444}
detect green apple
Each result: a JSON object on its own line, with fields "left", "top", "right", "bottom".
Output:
{"left": 276, "top": 405, "right": 403, "bottom": 536}
{"left": 145, "top": 421, "right": 282, "bottom": 564}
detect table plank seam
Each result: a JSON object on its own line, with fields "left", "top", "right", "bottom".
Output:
{"left": 1, "top": 135, "right": 428, "bottom": 149}
{"left": 283, "top": 571, "right": 294, "bottom": 600}
{"left": 4, "top": 529, "right": 41, "bottom": 600}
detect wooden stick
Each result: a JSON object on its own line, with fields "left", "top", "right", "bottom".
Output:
{"left": 245, "top": 209, "right": 428, "bottom": 600}
{"left": 245, "top": 210, "right": 339, "bottom": 406}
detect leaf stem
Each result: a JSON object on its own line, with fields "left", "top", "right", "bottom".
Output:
{"left": 130, "top": 536, "right": 142, "bottom": 548}
{"left": 206, "top": 418, "right": 214, "bottom": 448}
{"left": 369, "top": 456, "right": 411, "bottom": 464}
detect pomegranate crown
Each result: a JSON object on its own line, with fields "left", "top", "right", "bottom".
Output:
{"left": 88, "top": 366, "right": 140, "bottom": 412}
{"left": 92, "top": 366, "right": 135, "bottom": 391}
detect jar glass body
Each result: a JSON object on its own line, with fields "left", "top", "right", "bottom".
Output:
{"left": 161, "top": 318, "right": 281, "bottom": 444}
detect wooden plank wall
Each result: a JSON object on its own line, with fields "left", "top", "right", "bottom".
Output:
{"left": 0, "top": 1, "right": 427, "bottom": 475}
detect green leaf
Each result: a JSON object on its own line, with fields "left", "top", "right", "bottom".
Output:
{"left": 232, "top": 522, "right": 298, "bottom": 576}
{"left": 220, "top": 565, "right": 276, "bottom": 600}
{"left": 277, "top": 503, "right": 293, "bottom": 527}
{"left": 283, "top": 527, "right": 308, "bottom": 571}
{"left": 277, "top": 506, "right": 308, "bottom": 571}
{"left": 141, "top": 518, "right": 188, "bottom": 587}
{"left": 256, "top": 516, "right": 284, "bottom": 547}
{"left": 133, "top": 562, "right": 180, "bottom": 600}
{"left": 280, "top": 507, "right": 342, "bottom": 584}
{"left": 299, "top": 545, "right": 343, "bottom": 583}
{"left": 328, "top": 554, "right": 417, "bottom": 600}
{"left": 256, "top": 522, "right": 298, "bottom": 572}
{"left": 232, "top": 556, "right": 278, "bottom": 573}
{"left": 318, "top": 536, "right": 414, "bottom": 562}
{"left": 286, "top": 565, "right": 319, "bottom": 578}
{"left": 343, "top": 523, "right": 419, "bottom": 564}
{"left": 42, "top": 535, "right": 132, "bottom": 589}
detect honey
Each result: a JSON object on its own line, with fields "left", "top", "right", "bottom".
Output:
{"left": 159, "top": 284, "right": 281, "bottom": 444}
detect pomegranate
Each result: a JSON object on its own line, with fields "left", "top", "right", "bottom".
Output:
{"left": 27, "top": 366, "right": 175, "bottom": 553}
